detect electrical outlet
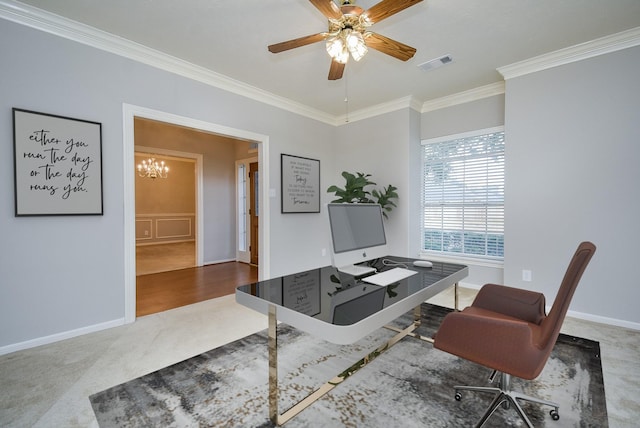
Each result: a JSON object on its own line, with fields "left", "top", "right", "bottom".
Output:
{"left": 522, "top": 270, "right": 532, "bottom": 282}
{"left": 321, "top": 248, "right": 326, "bottom": 257}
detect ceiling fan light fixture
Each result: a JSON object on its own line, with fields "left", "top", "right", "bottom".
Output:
{"left": 269, "top": 0, "right": 423, "bottom": 80}
{"left": 326, "top": 36, "right": 343, "bottom": 57}
{"left": 345, "top": 29, "right": 367, "bottom": 61}
{"left": 326, "top": 28, "right": 367, "bottom": 63}
{"left": 326, "top": 37, "right": 349, "bottom": 63}
{"left": 336, "top": 45, "right": 350, "bottom": 64}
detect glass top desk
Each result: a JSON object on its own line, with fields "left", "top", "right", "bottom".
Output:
{"left": 236, "top": 256, "right": 468, "bottom": 425}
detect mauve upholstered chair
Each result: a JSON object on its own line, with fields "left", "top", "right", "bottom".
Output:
{"left": 433, "top": 241, "right": 596, "bottom": 427}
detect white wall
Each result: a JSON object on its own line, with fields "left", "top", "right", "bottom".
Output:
{"left": 504, "top": 45, "right": 640, "bottom": 327}
{"left": 0, "top": 19, "right": 335, "bottom": 351}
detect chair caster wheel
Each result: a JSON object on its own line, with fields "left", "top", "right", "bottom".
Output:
{"left": 455, "top": 392, "right": 462, "bottom": 401}
{"left": 550, "top": 409, "right": 560, "bottom": 420}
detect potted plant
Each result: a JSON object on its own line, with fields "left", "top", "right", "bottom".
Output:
{"left": 326, "top": 171, "right": 398, "bottom": 218}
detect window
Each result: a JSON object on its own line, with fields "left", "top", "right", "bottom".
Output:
{"left": 421, "top": 127, "right": 504, "bottom": 261}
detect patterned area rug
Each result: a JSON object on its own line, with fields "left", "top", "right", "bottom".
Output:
{"left": 90, "top": 304, "right": 607, "bottom": 427}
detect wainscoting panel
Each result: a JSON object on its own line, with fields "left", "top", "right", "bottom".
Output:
{"left": 135, "top": 219, "right": 153, "bottom": 241}
{"left": 136, "top": 213, "right": 195, "bottom": 244}
{"left": 157, "top": 217, "right": 191, "bottom": 239}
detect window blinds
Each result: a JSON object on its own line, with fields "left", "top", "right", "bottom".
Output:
{"left": 421, "top": 129, "right": 505, "bottom": 259}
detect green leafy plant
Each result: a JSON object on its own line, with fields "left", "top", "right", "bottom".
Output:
{"left": 327, "top": 171, "right": 398, "bottom": 218}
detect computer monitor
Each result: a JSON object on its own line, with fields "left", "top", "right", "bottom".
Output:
{"left": 327, "top": 203, "right": 388, "bottom": 276}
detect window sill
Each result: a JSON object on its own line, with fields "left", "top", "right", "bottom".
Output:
{"left": 419, "top": 252, "right": 504, "bottom": 269}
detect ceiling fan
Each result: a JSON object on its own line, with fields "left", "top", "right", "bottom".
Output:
{"left": 268, "top": 0, "right": 423, "bottom": 80}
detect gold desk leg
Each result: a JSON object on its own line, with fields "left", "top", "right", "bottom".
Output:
{"left": 384, "top": 304, "right": 433, "bottom": 344}
{"left": 274, "top": 315, "right": 419, "bottom": 426}
{"left": 268, "top": 305, "right": 278, "bottom": 424}
{"left": 454, "top": 282, "right": 459, "bottom": 311}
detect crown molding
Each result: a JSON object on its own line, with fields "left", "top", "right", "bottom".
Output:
{"left": 0, "top": 0, "right": 336, "bottom": 125}
{"left": 336, "top": 95, "right": 421, "bottom": 125}
{"left": 0, "top": 0, "right": 494, "bottom": 126}
{"left": 420, "top": 82, "right": 505, "bottom": 113}
{"left": 498, "top": 26, "right": 640, "bottom": 80}
{"left": 5, "top": 1, "right": 638, "bottom": 125}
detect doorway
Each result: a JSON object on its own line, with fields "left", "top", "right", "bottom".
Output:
{"left": 134, "top": 151, "right": 198, "bottom": 276}
{"left": 123, "top": 104, "right": 271, "bottom": 323}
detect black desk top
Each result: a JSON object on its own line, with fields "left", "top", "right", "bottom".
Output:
{"left": 236, "top": 256, "right": 467, "bottom": 327}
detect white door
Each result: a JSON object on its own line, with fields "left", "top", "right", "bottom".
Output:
{"left": 235, "top": 157, "right": 256, "bottom": 263}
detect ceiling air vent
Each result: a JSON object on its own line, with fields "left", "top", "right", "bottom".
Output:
{"left": 418, "top": 55, "right": 453, "bottom": 72}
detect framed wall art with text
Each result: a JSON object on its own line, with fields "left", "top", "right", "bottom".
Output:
{"left": 13, "top": 108, "right": 103, "bottom": 216}
{"left": 281, "top": 153, "right": 320, "bottom": 214}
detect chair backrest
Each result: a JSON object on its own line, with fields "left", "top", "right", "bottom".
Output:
{"left": 539, "top": 241, "right": 596, "bottom": 349}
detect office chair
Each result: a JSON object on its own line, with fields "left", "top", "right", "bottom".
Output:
{"left": 433, "top": 241, "right": 596, "bottom": 427}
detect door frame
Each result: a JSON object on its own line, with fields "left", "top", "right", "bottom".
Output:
{"left": 136, "top": 146, "right": 204, "bottom": 266}
{"left": 123, "top": 104, "right": 270, "bottom": 323}
{"left": 235, "top": 156, "right": 257, "bottom": 264}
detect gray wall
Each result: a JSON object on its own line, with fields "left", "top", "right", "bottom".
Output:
{"left": 0, "top": 19, "right": 335, "bottom": 350}
{"left": 332, "top": 109, "right": 414, "bottom": 258}
{"left": 1, "top": 17, "right": 638, "bottom": 352}
{"left": 503, "top": 45, "right": 640, "bottom": 326}
{"left": 421, "top": 95, "right": 505, "bottom": 140}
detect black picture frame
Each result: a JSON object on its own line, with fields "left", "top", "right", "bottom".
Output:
{"left": 281, "top": 153, "right": 320, "bottom": 213}
{"left": 13, "top": 108, "right": 103, "bottom": 216}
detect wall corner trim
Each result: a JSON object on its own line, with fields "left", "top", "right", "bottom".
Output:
{"left": 0, "top": 0, "right": 336, "bottom": 125}
{"left": 498, "top": 26, "right": 640, "bottom": 80}
{"left": 420, "top": 82, "right": 505, "bottom": 113}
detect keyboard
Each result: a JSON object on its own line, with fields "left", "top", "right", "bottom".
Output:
{"left": 338, "top": 264, "right": 376, "bottom": 277}
{"left": 362, "top": 267, "right": 417, "bottom": 286}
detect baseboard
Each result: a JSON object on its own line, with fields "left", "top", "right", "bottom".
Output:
{"left": 458, "top": 281, "right": 482, "bottom": 290}
{"left": 136, "top": 239, "right": 195, "bottom": 247}
{"left": 4, "top": 283, "right": 636, "bottom": 356}
{"left": 566, "top": 309, "right": 640, "bottom": 331}
{"left": 458, "top": 283, "right": 640, "bottom": 331}
{"left": 203, "top": 258, "right": 236, "bottom": 266}
{"left": 0, "top": 317, "right": 126, "bottom": 356}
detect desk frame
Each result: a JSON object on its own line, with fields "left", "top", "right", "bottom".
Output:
{"left": 268, "top": 283, "right": 460, "bottom": 425}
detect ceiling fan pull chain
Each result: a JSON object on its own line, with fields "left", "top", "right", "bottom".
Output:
{"left": 344, "top": 67, "right": 350, "bottom": 123}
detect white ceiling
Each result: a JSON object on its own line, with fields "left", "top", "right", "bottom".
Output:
{"left": 7, "top": 0, "right": 640, "bottom": 118}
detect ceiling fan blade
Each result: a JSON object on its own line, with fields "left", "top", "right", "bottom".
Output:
{"left": 364, "top": 0, "right": 423, "bottom": 24}
{"left": 365, "top": 32, "right": 416, "bottom": 61}
{"left": 328, "top": 59, "right": 345, "bottom": 80}
{"left": 309, "top": 0, "right": 343, "bottom": 20}
{"left": 268, "top": 33, "right": 327, "bottom": 53}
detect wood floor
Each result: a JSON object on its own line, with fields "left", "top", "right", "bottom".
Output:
{"left": 136, "top": 262, "right": 258, "bottom": 317}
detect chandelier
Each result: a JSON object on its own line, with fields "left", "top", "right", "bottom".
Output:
{"left": 325, "top": 6, "right": 371, "bottom": 64}
{"left": 137, "top": 157, "right": 169, "bottom": 179}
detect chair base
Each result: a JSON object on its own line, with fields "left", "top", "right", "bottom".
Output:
{"left": 455, "top": 372, "right": 559, "bottom": 428}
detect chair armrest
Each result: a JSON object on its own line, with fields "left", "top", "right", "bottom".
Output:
{"left": 473, "top": 283, "right": 546, "bottom": 324}
{"left": 434, "top": 311, "right": 544, "bottom": 379}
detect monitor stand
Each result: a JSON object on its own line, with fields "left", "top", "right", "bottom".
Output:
{"left": 337, "top": 264, "right": 376, "bottom": 277}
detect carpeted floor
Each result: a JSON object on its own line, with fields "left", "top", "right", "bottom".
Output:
{"left": 90, "top": 304, "right": 607, "bottom": 427}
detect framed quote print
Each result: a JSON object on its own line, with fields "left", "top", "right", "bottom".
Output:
{"left": 13, "top": 108, "right": 103, "bottom": 216}
{"left": 281, "top": 153, "right": 320, "bottom": 213}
